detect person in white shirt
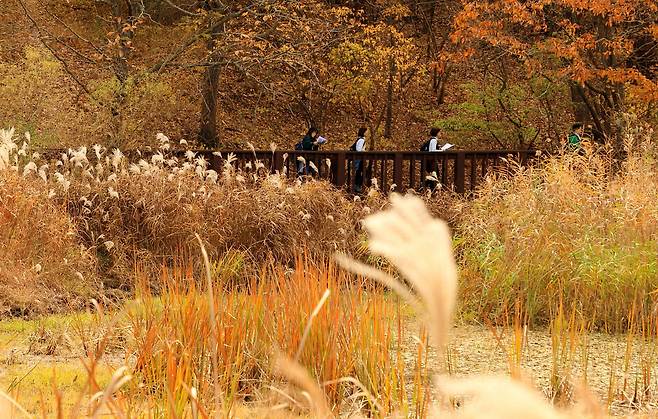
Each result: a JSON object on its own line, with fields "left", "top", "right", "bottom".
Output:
{"left": 425, "top": 127, "right": 441, "bottom": 190}
{"left": 351, "top": 127, "right": 367, "bottom": 193}
{"left": 428, "top": 127, "right": 440, "bottom": 152}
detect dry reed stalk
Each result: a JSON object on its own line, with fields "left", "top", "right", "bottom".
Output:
{"left": 273, "top": 354, "right": 332, "bottom": 418}
{"left": 0, "top": 390, "right": 31, "bottom": 418}
{"left": 294, "top": 289, "right": 331, "bottom": 362}
{"left": 195, "top": 233, "right": 225, "bottom": 417}
{"left": 338, "top": 193, "right": 457, "bottom": 350}
{"left": 90, "top": 367, "right": 131, "bottom": 419}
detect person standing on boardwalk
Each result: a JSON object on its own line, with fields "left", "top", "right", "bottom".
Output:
{"left": 296, "top": 127, "right": 318, "bottom": 175}
{"left": 351, "top": 127, "right": 367, "bottom": 193}
{"left": 567, "top": 123, "right": 584, "bottom": 151}
{"left": 421, "top": 127, "right": 441, "bottom": 152}
{"left": 422, "top": 127, "right": 441, "bottom": 190}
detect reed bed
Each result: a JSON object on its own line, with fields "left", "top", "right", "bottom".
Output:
{"left": 0, "top": 170, "right": 97, "bottom": 316}
{"left": 457, "top": 138, "right": 658, "bottom": 331}
{"left": 0, "top": 126, "right": 460, "bottom": 316}
{"left": 0, "top": 190, "right": 656, "bottom": 418}
{"left": 123, "top": 256, "right": 413, "bottom": 417}
{"left": 2, "top": 125, "right": 658, "bottom": 417}
{"left": 0, "top": 127, "right": 382, "bottom": 314}
{"left": 0, "top": 256, "right": 431, "bottom": 417}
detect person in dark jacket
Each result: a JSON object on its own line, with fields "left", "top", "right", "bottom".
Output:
{"left": 297, "top": 127, "right": 319, "bottom": 175}
{"left": 302, "top": 127, "right": 318, "bottom": 150}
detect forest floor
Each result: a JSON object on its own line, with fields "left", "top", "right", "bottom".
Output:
{"left": 425, "top": 324, "right": 658, "bottom": 417}
{"left": 1, "top": 312, "right": 657, "bottom": 417}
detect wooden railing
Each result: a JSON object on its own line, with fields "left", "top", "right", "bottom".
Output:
{"left": 198, "top": 149, "right": 538, "bottom": 193}
{"left": 37, "top": 148, "right": 538, "bottom": 193}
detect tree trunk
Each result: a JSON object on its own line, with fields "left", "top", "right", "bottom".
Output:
{"left": 199, "top": 9, "right": 222, "bottom": 149}
{"left": 199, "top": 63, "right": 220, "bottom": 148}
{"left": 384, "top": 55, "right": 394, "bottom": 139}
{"left": 108, "top": 3, "right": 136, "bottom": 146}
{"left": 384, "top": 31, "right": 396, "bottom": 140}
{"left": 569, "top": 83, "right": 590, "bottom": 125}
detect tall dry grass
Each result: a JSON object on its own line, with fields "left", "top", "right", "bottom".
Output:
{"left": 122, "top": 257, "right": 410, "bottom": 417}
{"left": 1, "top": 126, "right": 462, "bottom": 314}
{"left": 3, "top": 124, "right": 657, "bottom": 416}
{"left": 336, "top": 193, "right": 594, "bottom": 418}
{"left": 0, "top": 127, "right": 389, "bottom": 313}
{"left": 3, "top": 256, "right": 424, "bottom": 418}
{"left": 0, "top": 169, "right": 97, "bottom": 316}
{"left": 457, "top": 137, "right": 658, "bottom": 331}
{"left": 0, "top": 190, "right": 636, "bottom": 418}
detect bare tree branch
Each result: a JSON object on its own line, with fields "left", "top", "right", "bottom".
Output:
{"left": 37, "top": 0, "right": 110, "bottom": 61}
{"left": 16, "top": 0, "right": 91, "bottom": 95}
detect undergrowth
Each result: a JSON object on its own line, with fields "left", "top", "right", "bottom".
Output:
{"left": 0, "top": 127, "right": 460, "bottom": 316}
{"left": 457, "top": 134, "right": 658, "bottom": 331}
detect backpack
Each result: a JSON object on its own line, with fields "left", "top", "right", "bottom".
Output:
{"left": 294, "top": 138, "right": 304, "bottom": 150}
{"left": 350, "top": 137, "right": 363, "bottom": 151}
{"left": 420, "top": 139, "right": 431, "bottom": 151}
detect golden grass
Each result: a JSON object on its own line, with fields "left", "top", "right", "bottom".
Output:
{"left": 457, "top": 141, "right": 658, "bottom": 331}
{"left": 0, "top": 170, "right": 97, "bottom": 316}
{"left": 0, "top": 126, "right": 461, "bottom": 315}
{"left": 1, "top": 127, "right": 386, "bottom": 314}
{"left": 2, "top": 125, "right": 658, "bottom": 417}
{"left": 2, "top": 257, "right": 420, "bottom": 417}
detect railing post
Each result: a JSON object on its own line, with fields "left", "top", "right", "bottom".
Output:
{"left": 335, "top": 152, "right": 346, "bottom": 187}
{"left": 441, "top": 155, "right": 448, "bottom": 186}
{"left": 210, "top": 153, "right": 222, "bottom": 173}
{"left": 470, "top": 154, "right": 477, "bottom": 191}
{"left": 409, "top": 154, "right": 416, "bottom": 190}
{"left": 272, "top": 151, "right": 283, "bottom": 174}
{"left": 455, "top": 152, "right": 465, "bottom": 193}
{"left": 393, "top": 153, "right": 403, "bottom": 191}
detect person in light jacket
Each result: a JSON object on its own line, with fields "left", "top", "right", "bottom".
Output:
{"left": 351, "top": 127, "right": 366, "bottom": 193}
{"left": 425, "top": 127, "right": 441, "bottom": 190}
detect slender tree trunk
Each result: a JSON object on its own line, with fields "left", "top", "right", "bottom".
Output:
{"left": 384, "top": 55, "right": 394, "bottom": 139}
{"left": 200, "top": 63, "right": 220, "bottom": 148}
{"left": 199, "top": 12, "right": 221, "bottom": 149}
{"left": 384, "top": 32, "right": 396, "bottom": 139}
{"left": 108, "top": 3, "right": 135, "bottom": 146}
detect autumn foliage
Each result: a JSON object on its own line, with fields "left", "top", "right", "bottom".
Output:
{"left": 3, "top": 0, "right": 654, "bottom": 151}
{"left": 452, "top": 0, "right": 658, "bottom": 150}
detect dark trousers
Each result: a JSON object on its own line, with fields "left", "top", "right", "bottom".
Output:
{"left": 353, "top": 160, "right": 364, "bottom": 193}
{"left": 424, "top": 160, "right": 438, "bottom": 190}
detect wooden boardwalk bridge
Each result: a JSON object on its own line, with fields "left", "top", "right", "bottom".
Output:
{"left": 199, "top": 149, "right": 538, "bottom": 193}
{"left": 40, "top": 148, "right": 538, "bottom": 193}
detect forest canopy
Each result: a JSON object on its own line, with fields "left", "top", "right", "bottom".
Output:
{"left": 1, "top": 0, "right": 656, "bottom": 151}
